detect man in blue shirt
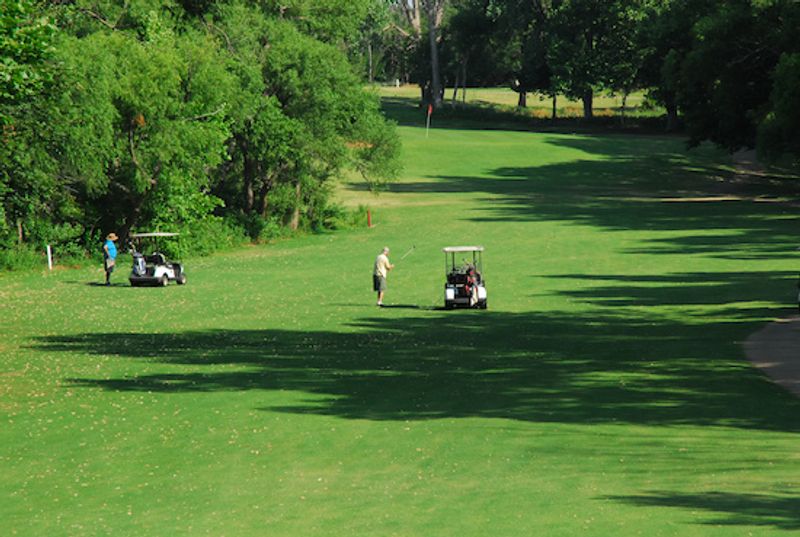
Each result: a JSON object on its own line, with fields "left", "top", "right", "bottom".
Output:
{"left": 103, "top": 232, "right": 118, "bottom": 286}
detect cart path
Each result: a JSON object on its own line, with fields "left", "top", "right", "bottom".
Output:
{"left": 744, "top": 316, "right": 800, "bottom": 397}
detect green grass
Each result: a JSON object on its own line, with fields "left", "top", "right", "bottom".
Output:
{"left": 375, "top": 85, "right": 659, "bottom": 118}
{"left": 3, "top": 104, "right": 800, "bottom": 536}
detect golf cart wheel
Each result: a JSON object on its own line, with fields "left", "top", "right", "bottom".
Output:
{"left": 479, "top": 300, "right": 487, "bottom": 310}
{"left": 160, "top": 275, "right": 169, "bottom": 287}
{"left": 177, "top": 274, "right": 187, "bottom": 285}
{"left": 445, "top": 301, "right": 454, "bottom": 310}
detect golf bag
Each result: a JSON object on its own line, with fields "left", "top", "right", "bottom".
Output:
{"left": 132, "top": 253, "right": 146, "bottom": 276}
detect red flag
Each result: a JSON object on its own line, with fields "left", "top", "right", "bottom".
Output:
{"left": 427, "top": 103, "right": 433, "bottom": 117}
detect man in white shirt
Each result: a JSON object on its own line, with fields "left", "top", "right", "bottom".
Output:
{"left": 373, "top": 246, "right": 394, "bottom": 306}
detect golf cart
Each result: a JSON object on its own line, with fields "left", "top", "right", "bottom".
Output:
{"left": 443, "top": 246, "right": 487, "bottom": 309}
{"left": 128, "top": 232, "right": 187, "bottom": 287}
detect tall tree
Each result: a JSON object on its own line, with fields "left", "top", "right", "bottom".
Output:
{"left": 390, "top": 0, "right": 446, "bottom": 107}
{"left": 445, "top": 0, "right": 503, "bottom": 103}
{"left": 678, "top": 0, "right": 799, "bottom": 153}
{"left": 637, "top": 0, "right": 719, "bottom": 131}
{"left": 758, "top": 52, "right": 800, "bottom": 163}
{"left": 497, "top": 0, "right": 554, "bottom": 108}
{"left": 549, "top": 0, "right": 644, "bottom": 119}
{"left": 0, "top": 0, "right": 56, "bottom": 244}
{"left": 212, "top": 3, "right": 400, "bottom": 232}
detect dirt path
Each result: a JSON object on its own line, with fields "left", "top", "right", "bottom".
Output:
{"left": 744, "top": 316, "right": 800, "bottom": 396}
{"left": 733, "top": 151, "right": 800, "bottom": 396}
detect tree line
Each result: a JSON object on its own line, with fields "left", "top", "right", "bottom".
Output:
{"left": 365, "top": 0, "right": 800, "bottom": 159}
{"left": 3, "top": 0, "right": 799, "bottom": 267}
{"left": 1, "top": 0, "right": 400, "bottom": 264}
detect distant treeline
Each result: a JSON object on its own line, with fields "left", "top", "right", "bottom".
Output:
{"left": 1, "top": 0, "right": 400, "bottom": 266}
{"left": 369, "top": 0, "right": 800, "bottom": 159}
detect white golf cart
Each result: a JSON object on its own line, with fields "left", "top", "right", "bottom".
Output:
{"left": 443, "top": 246, "right": 487, "bottom": 309}
{"left": 128, "top": 232, "right": 187, "bottom": 287}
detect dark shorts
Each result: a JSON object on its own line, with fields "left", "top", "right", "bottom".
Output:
{"left": 373, "top": 274, "right": 386, "bottom": 292}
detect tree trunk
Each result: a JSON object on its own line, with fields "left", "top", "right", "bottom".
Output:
{"left": 289, "top": 181, "right": 301, "bottom": 231}
{"left": 665, "top": 99, "right": 679, "bottom": 132}
{"left": 552, "top": 94, "right": 557, "bottom": 119}
{"left": 451, "top": 62, "right": 460, "bottom": 105}
{"left": 367, "top": 41, "right": 374, "bottom": 84}
{"left": 16, "top": 219, "right": 23, "bottom": 243}
{"left": 517, "top": 91, "right": 527, "bottom": 108}
{"left": 258, "top": 179, "right": 273, "bottom": 218}
{"left": 620, "top": 92, "right": 628, "bottom": 126}
{"left": 244, "top": 169, "right": 255, "bottom": 214}
{"left": 582, "top": 90, "right": 593, "bottom": 119}
{"left": 427, "top": 3, "right": 443, "bottom": 109}
{"left": 399, "top": 0, "right": 422, "bottom": 37}
{"left": 461, "top": 60, "right": 467, "bottom": 104}
{"left": 239, "top": 136, "right": 256, "bottom": 213}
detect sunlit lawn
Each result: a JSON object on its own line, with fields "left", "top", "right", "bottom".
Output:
{"left": 2, "top": 99, "right": 800, "bottom": 536}
{"left": 374, "top": 85, "right": 653, "bottom": 117}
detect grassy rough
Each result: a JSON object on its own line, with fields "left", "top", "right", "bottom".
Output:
{"left": 2, "top": 105, "right": 800, "bottom": 536}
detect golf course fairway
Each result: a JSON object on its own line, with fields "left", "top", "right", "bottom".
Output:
{"left": 3, "top": 103, "right": 800, "bottom": 536}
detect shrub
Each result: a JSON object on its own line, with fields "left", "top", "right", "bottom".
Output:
{"left": 0, "top": 244, "right": 44, "bottom": 271}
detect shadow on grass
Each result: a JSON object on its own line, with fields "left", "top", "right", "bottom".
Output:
{"left": 381, "top": 96, "right": 674, "bottom": 135}
{"left": 609, "top": 491, "right": 800, "bottom": 530}
{"left": 357, "top": 135, "right": 800, "bottom": 260}
{"left": 33, "top": 293, "right": 800, "bottom": 431}
{"left": 546, "top": 271, "right": 798, "bottom": 310}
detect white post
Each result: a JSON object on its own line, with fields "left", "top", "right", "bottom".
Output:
{"left": 46, "top": 244, "right": 53, "bottom": 270}
{"left": 426, "top": 104, "right": 432, "bottom": 138}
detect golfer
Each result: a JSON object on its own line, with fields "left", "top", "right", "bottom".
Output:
{"left": 103, "top": 232, "right": 118, "bottom": 286}
{"left": 373, "top": 246, "right": 394, "bottom": 306}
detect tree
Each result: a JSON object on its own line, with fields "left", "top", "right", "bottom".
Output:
{"left": 0, "top": 0, "right": 57, "bottom": 244}
{"left": 549, "top": 0, "right": 644, "bottom": 119}
{"left": 212, "top": 3, "right": 400, "bottom": 232}
{"left": 444, "top": 0, "right": 502, "bottom": 103}
{"left": 0, "top": 0, "right": 55, "bottom": 122}
{"left": 637, "top": 0, "right": 720, "bottom": 131}
{"left": 389, "top": 0, "right": 446, "bottom": 107}
{"left": 42, "top": 12, "right": 234, "bottom": 243}
{"left": 677, "top": 0, "right": 798, "bottom": 152}
{"left": 260, "top": 0, "right": 375, "bottom": 47}
{"left": 758, "top": 53, "right": 800, "bottom": 163}
{"left": 1, "top": 0, "right": 401, "bottom": 258}
{"left": 497, "top": 0, "right": 554, "bottom": 109}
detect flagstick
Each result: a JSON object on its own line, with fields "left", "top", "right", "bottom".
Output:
{"left": 426, "top": 104, "right": 432, "bottom": 138}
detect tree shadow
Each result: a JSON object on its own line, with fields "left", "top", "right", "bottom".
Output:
{"left": 609, "top": 491, "right": 800, "bottom": 530}
{"left": 359, "top": 135, "right": 800, "bottom": 260}
{"left": 32, "top": 302, "right": 800, "bottom": 430}
{"left": 381, "top": 96, "right": 678, "bottom": 135}
{"left": 545, "top": 271, "right": 798, "bottom": 309}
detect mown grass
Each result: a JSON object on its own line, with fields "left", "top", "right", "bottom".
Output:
{"left": 375, "top": 85, "right": 661, "bottom": 119}
{"left": 2, "top": 100, "right": 800, "bottom": 536}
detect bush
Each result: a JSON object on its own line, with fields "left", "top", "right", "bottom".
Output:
{"left": 176, "top": 217, "right": 248, "bottom": 258}
{"left": 0, "top": 244, "right": 45, "bottom": 271}
{"left": 319, "top": 204, "right": 369, "bottom": 231}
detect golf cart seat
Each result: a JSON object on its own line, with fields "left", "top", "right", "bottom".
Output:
{"left": 145, "top": 253, "right": 166, "bottom": 265}
{"left": 448, "top": 272, "right": 468, "bottom": 285}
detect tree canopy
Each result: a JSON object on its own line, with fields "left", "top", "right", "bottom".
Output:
{"left": 0, "top": 0, "right": 400, "bottom": 259}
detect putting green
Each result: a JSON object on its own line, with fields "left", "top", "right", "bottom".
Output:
{"left": 2, "top": 104, "right": 800, "bottom": 536}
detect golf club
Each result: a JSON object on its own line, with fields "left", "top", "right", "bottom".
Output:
{"left": 400, "top": 245, "right": 416, "bottom": 260}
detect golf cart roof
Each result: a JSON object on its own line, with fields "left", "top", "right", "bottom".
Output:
{"left": 443, "top": 246, "right": 484, "bottom": 253}
{"left": 130, "top": 232, "right": 180, "bottom": 238}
